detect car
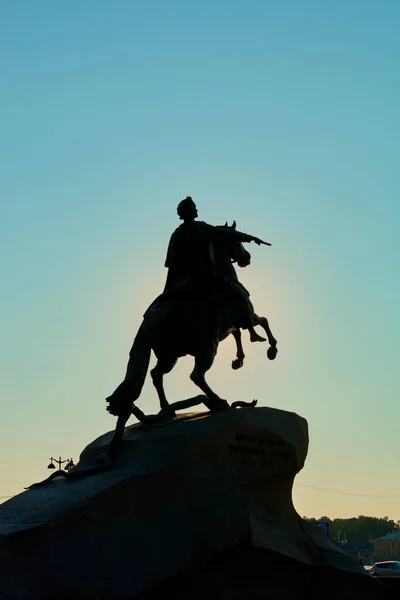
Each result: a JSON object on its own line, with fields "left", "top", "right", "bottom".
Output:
{"left": 370, "top": 561, "right": 400, "bottom": 576}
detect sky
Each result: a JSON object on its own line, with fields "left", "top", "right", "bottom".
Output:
{"left": 0, "top": 0, "right": 399, "bottom": 520}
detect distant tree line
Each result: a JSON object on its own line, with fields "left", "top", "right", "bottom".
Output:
{"left": 303, "top": 515, "right": 399, "bottom": 543}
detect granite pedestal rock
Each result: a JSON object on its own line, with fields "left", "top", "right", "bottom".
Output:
{"left": 0, "top": 404, "right": 384, "bottom": 599}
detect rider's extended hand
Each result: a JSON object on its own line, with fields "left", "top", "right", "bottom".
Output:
{"left": 252, "top": 236, "right": 271, "bottom": 246}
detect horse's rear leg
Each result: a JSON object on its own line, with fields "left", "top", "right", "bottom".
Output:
{"left": 190, "top": 346, "right": 229, "bottom": 411}
{"left": 150, "top": 356, "right": 178, "bottom": 410}
{"left": 231, "top": 328, "right": 245, "bottom": 370}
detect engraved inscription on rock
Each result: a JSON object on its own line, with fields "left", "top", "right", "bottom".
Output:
{"left": 228, "top": 430, "right": 295, "bottom": 482}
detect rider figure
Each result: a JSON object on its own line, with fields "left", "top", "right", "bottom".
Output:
{"left": 164, "top": 196, "right": 268, "bottom": 342}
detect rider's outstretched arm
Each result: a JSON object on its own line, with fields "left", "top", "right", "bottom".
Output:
{"left": 214, "top": 225, "right": 271, "bottom": 246}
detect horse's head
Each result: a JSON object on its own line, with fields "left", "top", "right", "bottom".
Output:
{"left": 225, "top": 221, "right": 251, "bottom": 268}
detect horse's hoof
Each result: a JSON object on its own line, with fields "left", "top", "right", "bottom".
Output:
{"left": 209, "top": 399, "right": 230, "bottom": 412}
{"left": 158, "top": 406, "right": 176, "bottom": 419}
{"left": 232, "top": 359, "right": 243, "bottom": 370}
{"left": 267, "top": 346, "right": 278, "bottom": 360}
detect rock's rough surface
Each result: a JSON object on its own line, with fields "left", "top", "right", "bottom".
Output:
{"left": 0, "top": 406, "right": 380, "bottom": 599}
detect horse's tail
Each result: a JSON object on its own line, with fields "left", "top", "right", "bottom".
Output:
{"left": 106, "top": 305, "right": 167, "bottom": 417}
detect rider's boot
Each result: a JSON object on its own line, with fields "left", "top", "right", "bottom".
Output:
{"left": 249, "top": 326, "right": 266, "bottom": 343}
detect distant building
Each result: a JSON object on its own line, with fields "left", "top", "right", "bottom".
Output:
{"left": 374, "top": 532, "right": 400, "bottom": 561}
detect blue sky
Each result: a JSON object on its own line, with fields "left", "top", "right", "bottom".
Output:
{"left": 1, "top": 0, "right": 399, "bottom": 518}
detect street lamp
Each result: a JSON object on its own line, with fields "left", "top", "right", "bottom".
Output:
{"left": 47, "top": 456, "right": 75, "bottom": 472}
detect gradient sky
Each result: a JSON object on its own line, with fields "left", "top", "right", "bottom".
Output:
{"left": 1, "top": 1, "right": 399, "bottom": 519}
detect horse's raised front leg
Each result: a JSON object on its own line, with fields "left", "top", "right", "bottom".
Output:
{"left": 150, "top": 355, "right": 178, "bottom": 411}
{"left": 253, "top": 313, "right": 278, "bottom": 359}
{"left": 231, "top": 328, "right": 245, "bottom": 370}
{"left": 243, "top": 297, "right": 266, "bottom": 343}
{"left": 190, "top": 345, "right": 229, "bottom": 411}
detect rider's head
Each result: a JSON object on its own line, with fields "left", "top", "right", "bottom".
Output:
{"left": 177, "top": 196, "right": 198, "bottom": 221}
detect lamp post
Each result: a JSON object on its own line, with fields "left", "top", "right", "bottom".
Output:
{"left": 369, "top": 530, "right": 374, "bottom": 566}
{"left": 47, "top": 456, "right": 75, "bottom": 472}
